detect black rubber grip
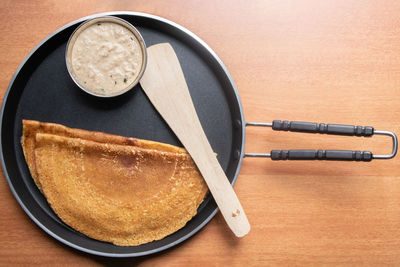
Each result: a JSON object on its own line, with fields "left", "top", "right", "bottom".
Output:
{"left": 272, "top": 120, "right": 374, "bottom": 136}
{"left": 270, "top": 149, "right": 373, "bottom": 161}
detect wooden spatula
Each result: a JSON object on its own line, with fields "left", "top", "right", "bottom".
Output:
{"left": 140, "top": 43, "right": 250, "bottom": 237}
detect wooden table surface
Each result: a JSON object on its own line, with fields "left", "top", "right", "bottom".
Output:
{"left": 1, "top": 0, "right": 400, "bottom": 265}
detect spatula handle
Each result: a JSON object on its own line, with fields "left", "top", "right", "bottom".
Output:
{"left": 183, "top": 130, "right": 250, "bottom": 237}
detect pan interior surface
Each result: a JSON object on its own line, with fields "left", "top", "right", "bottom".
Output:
{"left": 0, "top": 12, "right": 245, "bottom": 257}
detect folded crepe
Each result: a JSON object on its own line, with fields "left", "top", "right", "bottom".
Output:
{"left": 21, "top": 120, "right": 208, "bottom": 246}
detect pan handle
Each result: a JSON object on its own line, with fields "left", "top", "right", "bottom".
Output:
{"left": 245, "top": 120, "right": 398, "bottom": 161}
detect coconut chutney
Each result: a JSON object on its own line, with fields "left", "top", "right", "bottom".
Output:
{"left": 69, "top": 20, "right": 144, "bottom": 96}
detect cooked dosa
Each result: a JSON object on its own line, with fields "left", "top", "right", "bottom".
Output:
{"left": 21, "top": 120, "right": 208, "bottom": 246}
{"left": 21, "top": 119, "right": 187, "bottom": 191}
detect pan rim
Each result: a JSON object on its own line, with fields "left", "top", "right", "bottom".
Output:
{"left": 0, "top": 11, "right": 246, "bottom": 257}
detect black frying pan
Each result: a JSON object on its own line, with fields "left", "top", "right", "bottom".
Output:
{"left": 0, "top": 12, "right": 397, "bottom": 257}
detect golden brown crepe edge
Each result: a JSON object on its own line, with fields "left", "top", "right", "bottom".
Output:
{"left": 22, "top": 119, "right": 188, "bottom": 153}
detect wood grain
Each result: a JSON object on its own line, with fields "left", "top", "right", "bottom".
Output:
{"left": 141, "top": 43, "right": 250, "bottom": 237}
{"left": 1, "top": 0, "right": 400, "bottom": 265}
